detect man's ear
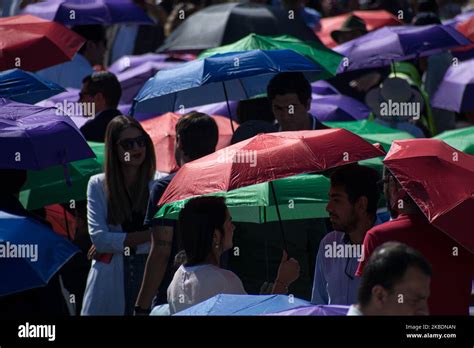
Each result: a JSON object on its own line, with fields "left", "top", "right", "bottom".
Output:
{"left": 371, "top": 285, "right": 388, "bottom": 308}
{"left": 213, "top": 229, "right": 222, "bottom": 246}
{"left": 355, "top": 196, "right": 369, "bottom": 215}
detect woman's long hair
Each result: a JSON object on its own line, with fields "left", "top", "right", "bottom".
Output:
{"left": 104, "top": 115, "right": 156, "bottom": 226}
{"left": 177, "top": 196, "right": 227, "bottom": 266}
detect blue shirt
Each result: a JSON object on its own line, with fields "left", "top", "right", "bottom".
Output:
{"left": 311, "top": 217, "right": 382, "bottom": 305}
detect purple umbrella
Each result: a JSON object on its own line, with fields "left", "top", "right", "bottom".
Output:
{"left": 109, "top": 53, "right": 194, "bottom": 75}
{"left": 335, "top": 24, "right": 472, "bottom": 73}
{"left": 311, "top": 80, "right": 339, "bottom": 95}
{"left": 268, "top": 304, "right": 350, "bottom": 316}
{"left": 21, "top": 0, "right": 153, "bottom": 25}
{"left": 311, "top": 93, "right": 370, "bottom": 121}
{"left": 431, "top": 58, "right": 474, "bottom": 112}
{"left": 0, "top": 98, "right": 94, "bottom": 170}
{"left": 109, "top": 53, "right": 170, "bottom": 74}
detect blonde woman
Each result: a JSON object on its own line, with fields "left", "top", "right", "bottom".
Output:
{"left": 82, "top": 115, "right": 164, "bottom": 315}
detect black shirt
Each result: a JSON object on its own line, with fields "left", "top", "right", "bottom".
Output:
{"left": 80, "top": 108, "right": 122, "bottom": 142}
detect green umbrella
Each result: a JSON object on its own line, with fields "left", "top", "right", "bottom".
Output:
{"left": 156, "top": 173, "right": 331, "bottom": 223}
{"left": 20, "top": 142, "right": 105, "bottom": 210}
{"left": 434, "top": 126, "right": 474, "bottom": 155}
{"left": 199, "top": 34, "right": 344, "bottom": 80}
{"left": 323, "top": 120, "right": 415, "bottom": 175}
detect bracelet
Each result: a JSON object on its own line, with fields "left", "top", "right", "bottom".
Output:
{"left": 134, "top": 305, "right": 151, "bottom": 315}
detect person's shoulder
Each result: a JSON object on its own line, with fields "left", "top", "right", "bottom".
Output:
{"left": 89, "top": 173, "right": 106, "bottom": 186}
{"left": 151, "top": 173, "right": 176, "bottom": 191}
{"left": 320, "top": 231, "right": 344, "bottom": 244}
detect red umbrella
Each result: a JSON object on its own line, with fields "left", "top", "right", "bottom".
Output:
{"left": 44, "top": 204, "right": 77, "bottom": 241}
{"left": 140, "top": 112, "right": 239, "bottom": 174}
{"left": 0, "top": 14, "right": 85, "bottom": 72}
{"left": 383, "top": 139, "right": 474, "bottom": 253}
{"left": 158, "top": 128, "right": 385, "bottom": 205}
{"left": 316, "top": 10, "right": 402, "bottom": 48}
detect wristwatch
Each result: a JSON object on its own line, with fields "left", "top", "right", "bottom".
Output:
{"left": 134, "top": 305, "right": 151, "bottom": 315}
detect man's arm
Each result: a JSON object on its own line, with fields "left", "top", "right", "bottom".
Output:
{"left": 135, "top": 225, "right": 173, "bottom": 311}
{"left": 311, "top": 241, "right": 329, "bottom": 304}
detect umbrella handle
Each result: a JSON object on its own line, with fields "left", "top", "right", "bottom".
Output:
{"left": 269, "top": 180, "right": 289, "bottom": 256}
{"left": 222, "top": 82, "right": 235, "bottom": 134}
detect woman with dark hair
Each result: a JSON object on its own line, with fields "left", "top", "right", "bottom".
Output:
{"left": 167, "top": 196, "right": 300, "bottom": 314}
{"left": 81, "top": 115, "right": 165, "bottom": 315}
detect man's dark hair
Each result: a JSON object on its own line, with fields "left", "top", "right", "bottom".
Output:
{"left": 330, "top": 164, "right": 381, "bottom": 216}
{"left": 82, "top": 71, "right": 122, "bottom": 108}
{"left": 177, "top": 196, "right": 227, "bottom": 266}
{"left": 0, "top": 169, "right": 27, "bottom": 195}
{"left": 72, "top": 25, "right": 107, "bottom": 54}
{"left": 358, "top": 242, "right": 432, "bottom": 306}
{"left": 176, "top": 112, "right": 218, "bottom": 160}
{"left": 267, "top": 72, "right": 312, "bottom": 105}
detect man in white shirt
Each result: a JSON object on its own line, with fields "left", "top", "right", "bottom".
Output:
{"left": 37, "top": 25, "right": 106, "bottom": 89}
{"left": 347, "top": 242, "right": 431, "bottom": 316}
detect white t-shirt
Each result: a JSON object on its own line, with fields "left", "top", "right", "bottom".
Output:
{"left": 167, "top": 264, "right": 247, "bottom": 314}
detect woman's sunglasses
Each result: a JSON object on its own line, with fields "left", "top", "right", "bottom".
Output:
{"left": 117, "top": 135, "right": 147, "bottom": 151}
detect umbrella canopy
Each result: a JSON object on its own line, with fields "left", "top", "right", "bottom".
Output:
{"left": 311, "top": 80, "right": 339, "bottom": 95}
{"left": 383, "top": 139, "right": 474, "bottom": 253}
{"left": 156, "top": 173, "right": 331, "bottom": 223}
{"left": 157, "top": 128, "right": 385, "bottom": 207}
{"left": 431, "top": 58, "right": 474, "bottom": 112}
{"left": 158, "top": 2, "right": 320, "bottom": 53}
{"left": 434, "top": 126, "right": 474, "bottom": 155}
{"left": 199, "top": 34, "right": 344, "bottom": 81}
{"left": 0, "top": 211, "right": 79, "bottom": 296}
{"left": 19, "top": 142, "right": 104, "bottom": 211}
{"left": 140, "top": 113, "right": 238, "bottom": 173}
{"left": 43, "top": 204, "right": 77, "bottom": 240}
{"left": 174, "top": 294, "right": 310, "bottom": 316}
{"left": 323, "top": 120, "right": 414, "bottom": 152}
{"left": 335, "top": 24, "right": 472, "bottom": 73}
{"left": 116, "top": 60, "right": 185, "bottom": 105}
{"left": 0, "top": 99, "right": 95, "bottom": 170}
{"left": 269, "top": 304, "right": 349, "bottom": 316}
{"left": 311, "top": 94, "right": 371, "bottom": 122}
{"left": 0, "top": 69, "right": 65, "bottom": 104}
{"left": 450, "top": 16, "right": 474, "bottom": 59}
{"left": 0, "top": 14, "right": 85, "bottom": 72}
{"left": 316, "top": 10, "right": 402, "bottom": 48}
{"left": 132, "top": 49, "right": 327, "bottom": 116}
{"left": 108, "top": 53, "right": 194, "bottom": 74}
{"left": 22, "top": 0, "right": 152, "bottom": 25}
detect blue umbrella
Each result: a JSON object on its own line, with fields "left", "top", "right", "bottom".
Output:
{"left": 22, "top": 0, "right": 153, "bottom": 25}
{"left": 174, "top": 294, "right": 310, "bottom": 316}
{"left": 0, "top": 211, "right": 79, "bottom": 297}
{"left": 335, "top": 24, "right": 472, "bottom": 73}
{"left": 132, "top": 49, "right": 327, "bottom": 118}
{"left": 0, "top": 69, "right": 65, "bottom": 104}
{"left": 0, "top": 98, "right": 95, "bottom": 170}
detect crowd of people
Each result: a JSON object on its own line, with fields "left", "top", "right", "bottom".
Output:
{"left": 1, "top": 0, "right": 474, "bottom": 317}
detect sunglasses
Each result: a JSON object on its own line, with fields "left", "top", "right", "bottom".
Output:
{"left": 117, "top": 135, "right": 147, "bottom": 151}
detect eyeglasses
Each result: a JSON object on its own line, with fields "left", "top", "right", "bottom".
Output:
{"left": 117, "top": 135, "right": 147, "bottom": 151}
